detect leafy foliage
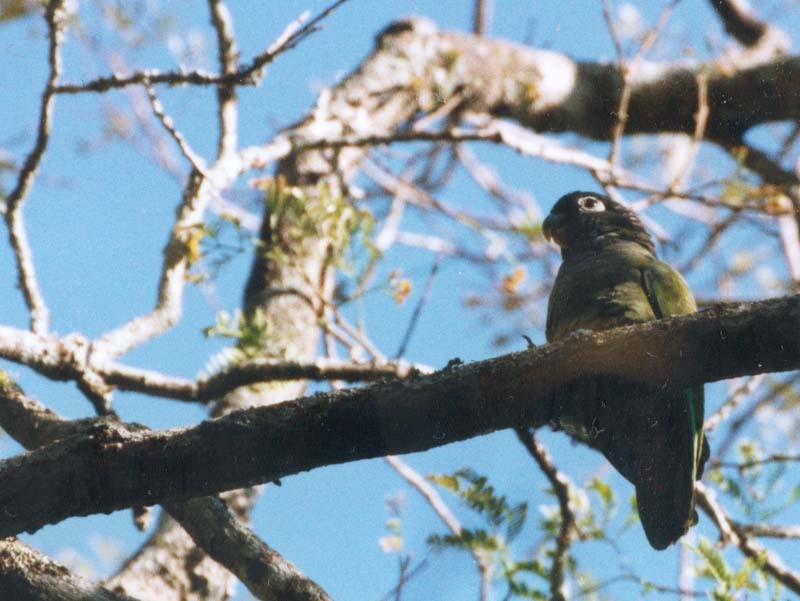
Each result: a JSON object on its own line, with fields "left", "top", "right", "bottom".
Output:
{"left": 692, "top": 538, "right": 768, "bottom": 601}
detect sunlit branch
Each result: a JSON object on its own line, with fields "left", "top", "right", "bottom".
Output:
{"left": 385, "top": 455, "right": 492, "bottom": 600}
{"left": 736, "top": 523, "right": 800, "bottom": 540}
{"left": 53, "top": 0, "right": 350, "bottom": 95}
{"left": 208, "top": 0, "right": 239, "bottom": 158}
{"left": 516, "top": 429, "right": 576, "bottom": 601}
{"left": 145, "top": 86, "right": 210, "bottom": 176}
{"left": 712, "top": 453, "right": 800, "bottom": 471}
{"left": 3, "top": 0, "right": 68, "bottom": 335}
{"left": 714, "top": 374, "right": 800, "bottom": 459}
{"left": 695, "top": 482, "right": 800, "bottom": 594}
{"left": 703, "top": 374, "right": 764, "bottom": 432}
{"left": 100, "top": 356, "right": 430, "bottom": 401}
{"left": 303, "top": 119, "right": 638, "bottom": 186}
{"left": 602, "top": 0, "right": 680, "bottom": 166}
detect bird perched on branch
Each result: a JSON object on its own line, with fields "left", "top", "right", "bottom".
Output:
{"left": 542, "top": 191, "right": 709, "bottom": 550}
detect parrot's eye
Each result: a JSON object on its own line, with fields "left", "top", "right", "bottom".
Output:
{"left": 578, "top": 196, "right": 606, "bottom": 212}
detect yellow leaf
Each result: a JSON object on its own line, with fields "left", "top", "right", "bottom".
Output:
{"left": 186, "top": 228, "right": 205, "bottom": 264}
{"left": 391, "top": 278, "right": 412, "bottom": 305}
{"left": 501, "top": 266, "right": 526, "bottom": 295}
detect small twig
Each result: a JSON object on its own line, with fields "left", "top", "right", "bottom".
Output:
{"left": 472, "top": 0, "right": 493, "bottom": 35}
{"left": 310, "top": 120, "right": 639, "bottom": 186}
{"left": 603, "top": 0, "right": 680, "bottom": 166}
{"left": 679, "top": 210, "right": 740, "bottom": 274}
{"left": 516, "top": 429, "right": 575, "bottom": 601}
{"left": 712, "top": 453, "right": 800, "bottom": 471}
{"left": 735, "top": 522, "right": 800, "bottom": 539}
{"left": 695, "top": 482, "right": 800, "bottom": 594}
{"left": 377, "top": 556, "right": 431, "bottom": 601}
{"left": 55, "top": 1, "right": 350, "bottom": 95}
{"left": 145, "top": 86, "right": 209, "bottom": 176}
{"left": 714, "top": 374, "right": 800, "bottom": 459}
{"left": 576, "top": 572, "right": 705, "bottom": 598}
{"left": 385, "top": 455, "right": 492, "bottom": 600}
{"left": 718, "top": 139, "right": 800, "bottom": 281}
{"left": 777, "top": 122, "right": 800, "bottom": 162}
{"left": 240, "top": 0, "right": 349, "bottom": 81}
{"left": 703, "top": 374, "right": 764, "bottom": 432}
{"left": 669, "top": 71, "right": 710, "bottom": 191}
{"left": 394, "top": 257, "right": 441, "bottom": 359}
{"left": 456, "top": 144, "right": 540, "bottom": 217}
{"left": 4, "top": 0, "right": 68, "bottom": 335}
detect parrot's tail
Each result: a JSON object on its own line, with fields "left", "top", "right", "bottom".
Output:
{"left": 633, "top": 388, "right": 707, "bottom": 550}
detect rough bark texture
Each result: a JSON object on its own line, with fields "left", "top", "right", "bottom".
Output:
{"left": 104, "top": 18, "right": 431, "bottom": 601}
{"left": 1, "top": 295, "right": 797, "bottom": 538}
{"left": 3, "top": 14, "right": 800, "bottom": 601}
{"left": 0, "top": 539, "right": 140, "bottom": 601}
{"left": 370, "top": 19, "right": 799, "bottom": 143}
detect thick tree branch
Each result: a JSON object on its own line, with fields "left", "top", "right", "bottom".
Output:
{"left": 0, "top": 539, "right": 140, "bottom": 601}
{"left": 0, "top": 296, "right": 797, "bottom": 538}
{"left": 343, "top": 19, "right": 800, "bottom": 144}
{"left": 0, "top": 375, "right": 332, "bottom": 601}
{"left": 165, "top": 498, "right": 332, "bottom": 601}
{"left": 711, "top": 0, "right": 768, "bottom": 47}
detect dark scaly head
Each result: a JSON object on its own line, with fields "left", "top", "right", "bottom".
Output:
{"left": 542, "top": 191, "right": 655, "bottom": 259}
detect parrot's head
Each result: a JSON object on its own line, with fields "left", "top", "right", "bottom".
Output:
{"left": 542, "top": 191, "right": 655, "bottom": 258}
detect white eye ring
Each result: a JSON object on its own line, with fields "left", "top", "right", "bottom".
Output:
{"left": 578, "top": 196, "right": 606, "bottom": 212}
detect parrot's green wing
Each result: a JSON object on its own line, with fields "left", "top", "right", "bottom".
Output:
{"left": 636, "top": 261, "right": 709, "bottom": 549}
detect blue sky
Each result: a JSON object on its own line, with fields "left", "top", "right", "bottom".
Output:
{"left": 1, "top": 1, "right": 799, "bottom": 600}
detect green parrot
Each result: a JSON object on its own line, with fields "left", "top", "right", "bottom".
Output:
{"left": 542, "top": 191, "right": 709, "bottom": 550}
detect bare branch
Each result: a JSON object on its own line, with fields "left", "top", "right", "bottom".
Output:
{"left": 713, "top": 453, "right": 800, "bottom": 470}
{"left": 696, "top": 482, "right": 800, "bottom": 594}
{"left": 306, "top": 119, "right": 639, "bottom": 185}
{"left": 53, "top": 0, "right": 350, "bottom": 95}
{"left": 4, "top": 0, "right": 68, "bottom": 334}
{"left": 668, "top": 71, "right": 710, "bottom": 191}
{"left": 99, "top": 356, "right": 431, "bottom": 401}
{"left": 0, "top": 539, "right": 141, "bottom": 601}
{"left": 603, "top": 0, "right": 680, "bottom": 165}
{"left": 472, "top": 0, "right": 493, "bottom": 35}
{"left": 703, "top": 374, "right": 764, "bottom": 432}
{"left": 385, "top": 455, "right": 492, "bottom": 599}
{"left": 709, "top": 0, "right": 787, "bottom": 52}
{"left": 394, "top": 258, "right": 440, "bottom": 359}
{"left": 516, "top": 429, "right": 575, "bottom": 601}
{"left": 1, "top": 296, "right": 797, "bottom": 537}
{"left": 145, "top": 86, "right": 209, "bottom": 176}
{"left": 90, "top": 159, "right": 242, "bottom": 359}
{"left": 208, "top": 0, "right": 239, "bottom": 158}
{"left": 736, "top": 522, "right": 800, "bottom": 540}
{"left": 166, "top": 498, "right": 333, "bottom": 601}
{"left": 0, "top": 374, "right": 331, "bottom": 601}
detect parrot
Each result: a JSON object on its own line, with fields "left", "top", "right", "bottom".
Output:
{"left": 542, "top": 190, "right": 709, "bottom": 550}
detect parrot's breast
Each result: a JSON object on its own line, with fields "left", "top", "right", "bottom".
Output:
{"left": 546, "top": 243, "right": 657, "bottom": 342}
